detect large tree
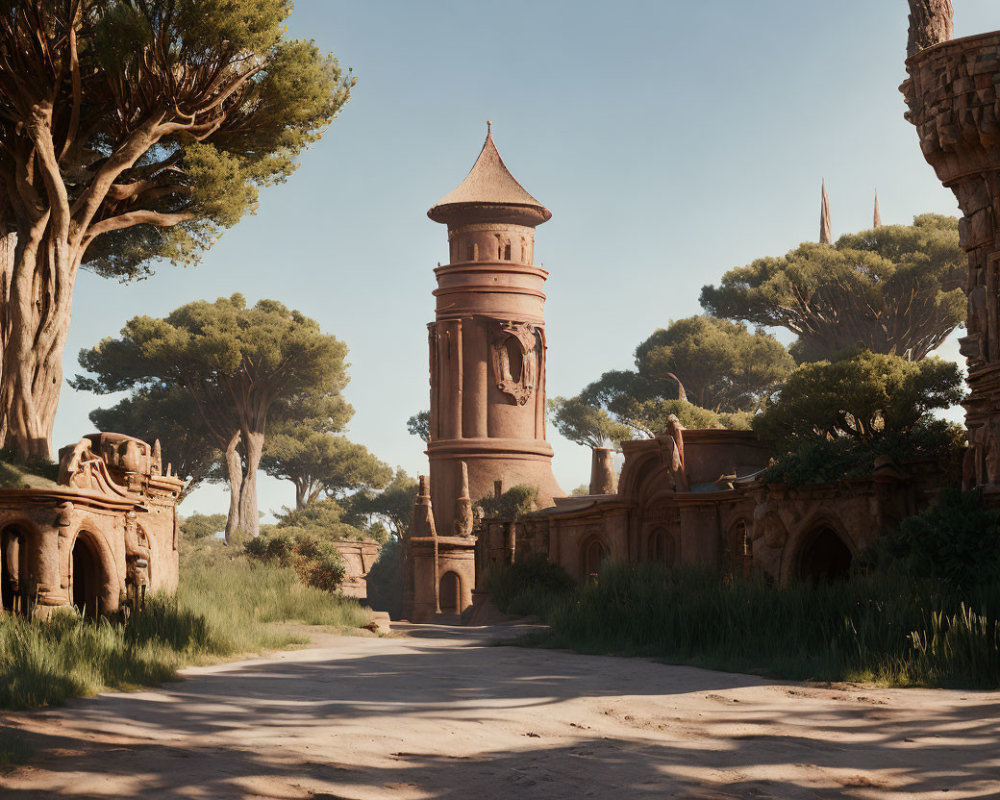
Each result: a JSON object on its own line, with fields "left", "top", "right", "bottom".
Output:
{"left": 88, "top": 384, "right": 217, "bottom": 500}
{"left": 0, "top": 0, "right": 351, "bottom": 459}
{"left": 700, "top": 215, "right": 965, "bottom": 363}
{"left": 262, "top": 427, "right": 391, "bottom": 509}
{"left": 548, "top": 396, "right": 632, "bottom": 449}
{"left": 577, "top": 316, "right": 791, "bottom": 434}
{"left": 74, "top": 294, "right": 348, "bottom": 540}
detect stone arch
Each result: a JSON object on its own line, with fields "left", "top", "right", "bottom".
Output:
{"left": 0, "top": 520, "right": 36, "bottom": 612}
{"left": 647, "top": 527, "right": 675, "bottom": 566}
{"left": 794, "top": 525, "right": 853, "bottom": 583}
{"left": 582, "top": 536, "right": 608, "bottom": 581}
{"left": 439, "top": 571, "right": 461, "bottom": 614}
{"left": 70, "top": 530, "right": 117, "bottom": 616}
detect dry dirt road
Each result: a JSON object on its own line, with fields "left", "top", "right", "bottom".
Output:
{"left": 1, "top": 624, "right": 999, "bottom": 799}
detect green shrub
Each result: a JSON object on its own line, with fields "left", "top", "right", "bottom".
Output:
{"left": 476, "top": 484, "right": 538, "bottom": 520}
{"left": 525, "top": 561, "right": 1000, "bottom": 688}
{"left": 0, "top": 547, "right": 371, "bottom": 710}
{"left": 484, "top": 556, "right": 575, "bottom": 618}
{"left": 366, "top": 538, "right": 402, "bottom": 619}
{"left": 860, "top": 488, "right": 1000, "bottom": 592}
{"left": 245, "top": 528, "right": 346, "bottom": 591}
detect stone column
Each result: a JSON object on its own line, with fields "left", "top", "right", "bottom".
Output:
{"left": 903, "top": 31, "right": 1000, "bottom": 501}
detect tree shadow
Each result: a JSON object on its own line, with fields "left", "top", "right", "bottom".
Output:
{"left": 0, "top": 626, "right": 997, "bottom": 798}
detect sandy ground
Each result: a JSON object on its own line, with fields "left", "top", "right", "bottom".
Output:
{"left": 1, "top": 624, "right": 999, "bottom": 800}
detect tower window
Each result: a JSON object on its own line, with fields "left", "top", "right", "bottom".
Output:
{"left": 504, "top": 243, "right": 511, "bottom": 260}
{"left": 466, "top": 242, "right": 474, "bottom": 261}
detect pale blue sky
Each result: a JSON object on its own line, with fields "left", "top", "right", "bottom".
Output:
{"left": 61, "top": 1, "right": 998, "bottom": 518}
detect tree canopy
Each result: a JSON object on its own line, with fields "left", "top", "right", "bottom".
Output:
{"left": 342, "top": 468, "right": 418, "bottom": 541}
{"left": 575, "top": 316, "right": 790, "bottom": 435}
{"left": 74, "top": 294, "right": 348, "bottom": 540}
{"left": 753, "top": 350, "right": 964, "bottom": 451}
{"left": 0, "top": 0, "right": 352, "bottom": 459}
{"left": 548, "top": 396, "right": 633, "bottom": 449}
{"left": 700, "top": 215, "right": 965, "bottom": 362}
{"left": 89, "top": 384, "right": 217, "bottom": 499}
{"left": 406, "top": 411, "right": 430, "bottom": 443}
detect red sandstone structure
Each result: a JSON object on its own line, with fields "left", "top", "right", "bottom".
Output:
{"left": 0, "top": 433, "right": 182, "bottom": 617}
{"left": 402, "top": 126, "right": 563, "bottom": 620}
{"left": 902, "top": 5, "right": 1000, "bottom": 500}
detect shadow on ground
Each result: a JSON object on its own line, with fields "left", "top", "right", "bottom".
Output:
{"left": 0, "top": 625, "right": 997, "bottom": 799}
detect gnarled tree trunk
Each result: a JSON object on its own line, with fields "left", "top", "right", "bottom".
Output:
{"left": 222, "top": 432, "right": 244, "bottom": 544}
{"left": 236, "top": 428, "right": 264, "bottom": 540}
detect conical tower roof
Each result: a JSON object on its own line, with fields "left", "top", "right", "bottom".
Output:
{"left": 428, "top": 124, "right": 551, "bottom": 225}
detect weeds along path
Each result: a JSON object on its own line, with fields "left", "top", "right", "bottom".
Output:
{"left": 0, "top": 624, "right": 998, "bottom": 799}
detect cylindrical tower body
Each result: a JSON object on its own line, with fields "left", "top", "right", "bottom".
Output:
{"left": 426, "top": 129, "right": 563, "bottom": 534}
{"left": 903, "top": 31, "right": 1000, "bottom": 502}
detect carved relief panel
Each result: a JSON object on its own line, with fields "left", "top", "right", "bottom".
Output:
{"left": 490, "top": 321, "right": 542, "bottom": 405}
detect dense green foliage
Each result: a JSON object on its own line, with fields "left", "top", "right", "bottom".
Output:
{"left": 366, "top": 539, "right": 403, "bottom": 620}
{"left": 75, "top": 295, "right": 351, "bottom": 539}
{"left": 90, "top": 386, "right": 218, "bottom": 499}
{"left": 343, "top": 468, "right": 418, "bottom": 540}
{"left": 548, "top": 396, "right": 633, "bottom": 449}
{"left": 1, "top": 0, "right": 353, "bottom": 279}
{"left": 754, "top": 350, "right": 964, "bottom": 483}
{"left": 0, "top": 544, "right": 371, "bottom": 710}
{"left": 574, "top": 316, "right": 790, "bottom": 435}
{"left": 497, "top": 561, "right": 1000, "bottom": 688}
{"left": 483, "top": 556, "right": 575, "bottom": 618}
{"left": 701, "top": 215, "right": 965, "bottom": 362}
{"left": 244, "top": 529, "right": 346, "bottom": 592}
{"left": 406, "top": 411, "right": 430, "bottom": 443}
{"left": 861, "top": 489, "right": 1000, "bottom": 592}
{"left": 476, "top": 484, "right": 538, "bottom": 520}
{"left": 179, "top": 513, "right": 228, "bottom": 540}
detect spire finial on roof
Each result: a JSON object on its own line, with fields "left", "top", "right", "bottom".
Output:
{"left": 873, "top": 188, "right": 883, "bottom": 229}
{"left": 819, "top": 179, "right": 833, "bottom": 244}
{"left": 487, "top": 120, "right": 492, "bottom": 134}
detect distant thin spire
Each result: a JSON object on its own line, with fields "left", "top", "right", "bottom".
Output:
{"left": 819, "top": 179, "right": 833, "bottom": 244}
{"left": 873, "top": 189, "right": 882, "bottom": 229}
{"left": 487, "top": 120, "right": 492, "bottom": 135}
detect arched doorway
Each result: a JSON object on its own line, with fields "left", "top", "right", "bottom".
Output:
{"left": 1, "top": 525, "right": 27, "bottom": 612}
{"left": 439, "top": 571, "right": 461, "bottom": 613}
{"left": 72, "top": 533, "right": 103, "bottom": 617}
{"left": 798, "top": 527, "right": 852, "bottom": 583}
{"left": 647, "top": 528, "right": 674, "bottom": 566}
{"left": 583, "top": 537, "right": 607, "bottom": 581}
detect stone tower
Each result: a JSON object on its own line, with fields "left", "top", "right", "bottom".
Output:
{"left": 902, "top": 21, "right": 1000, "bottom": 501}
{"left": 425, "top": 125, "right": 563, "bottom": 534}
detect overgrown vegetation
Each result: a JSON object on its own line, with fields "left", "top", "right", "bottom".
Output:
{"left": 0, "top": 541, "right": 372, "bottom": 711}
{"left": 487, "top": 492, "right": 1000, "bottom": 689}
{"left": 493, "top": 561, "right": 1000, "bottom": 688}
{"left": 476, "top": 484, "right": 538, "bottom": 520}
{"left": 756, "top": 350, "right": 965, "bottom": 484}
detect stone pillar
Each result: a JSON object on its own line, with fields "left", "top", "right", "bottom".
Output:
{"left": 589, "top": 448, "right": 617, "bottom": 495}
{"left": 903, "top": 30, "right": 1000, "bottom": 501}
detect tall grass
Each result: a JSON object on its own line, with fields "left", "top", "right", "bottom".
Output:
{"left": 0, "top": 545, "right": 373, "bottom": 710}
{"left": 496, "top": 561, "right": 1000, "bottom": 689}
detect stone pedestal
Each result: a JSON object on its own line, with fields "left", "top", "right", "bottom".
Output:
{"left": 903, "top": 31, "right": 1000, "bottom": 499}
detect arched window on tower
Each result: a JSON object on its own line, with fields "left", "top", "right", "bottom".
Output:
{"left": 466, "top": 242, "right": 474, "bottom": 261}
{"left": 504, "top": 243, "right": 512, "bottom": 260}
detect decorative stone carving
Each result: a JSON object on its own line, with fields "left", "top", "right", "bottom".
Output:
{"left": 657, "top": 414, "right": 690, "bottom": 492}
{"left": 491, "top": 321, "right": 540, "bottom": 405}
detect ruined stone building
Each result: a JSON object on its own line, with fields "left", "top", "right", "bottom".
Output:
{"left": 403, "top": 95, "right": 968, "bottom": 618}
{"left": 402, "top": 126, "right": 562, "bottom": 621}
{"left": 0, "top": 433, "right": 183, "bottom": 617}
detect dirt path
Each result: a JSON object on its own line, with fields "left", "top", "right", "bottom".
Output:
{"left": 1, "top": 624, "right": 998, "bottom": 799}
